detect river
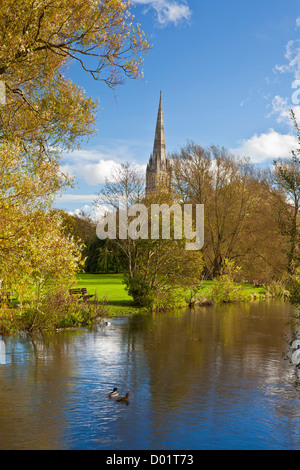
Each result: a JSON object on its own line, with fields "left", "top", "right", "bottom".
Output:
{"left": 0, "top": 300, "right": 299, "bottom": 450}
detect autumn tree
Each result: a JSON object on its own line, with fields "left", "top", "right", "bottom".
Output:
{"left": 56, "top": 209, "right": 98, "bottom": 265}
{"left": 0, "top": 1, "right": 150, "bottom": 321}
{"left": 0, "top": 0, "right": 150, "bottom": 157}
{"left": 0, "top": 0, "right": 150, "bottom": 249}
{"left": 95, "top": 161, "right": 146, "bottom": 278}
{"left": 95, "top": 167, "right": 204, "bottom": 309}
{"left": 131, "top": 185, "right": 204, "bottom": 309}
{"left": 172, "top": 141, "right": 212, "bottom": 205}
{"left": 172, "top": 142, "right": 286, "bottom": 282}
{"left": 172, "top": 143, "right": 252, "bottom": 277}
{"left": 269, "top": 110, "right": 300, "bottom": 273}
{"left": 0, "top": 141, "right": 83, "bottom": 300}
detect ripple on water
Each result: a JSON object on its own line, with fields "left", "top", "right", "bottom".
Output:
{"left": 0, "top": 303, "right": 300, "bottom": 450}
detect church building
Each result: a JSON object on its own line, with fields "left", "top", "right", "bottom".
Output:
{"left": 146, "top": 91, "right": 172, "bottom": 195}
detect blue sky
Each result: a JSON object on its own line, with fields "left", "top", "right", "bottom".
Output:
{"left": 55, "top": 0, "right": 300, "bottom": 217}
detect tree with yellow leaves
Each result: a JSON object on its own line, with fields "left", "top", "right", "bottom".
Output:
{"left": 0, "top": 1, "right": 150, "bottom": 330}
{"left": 0, "top": 141, "right": 83, "bottom": 302}
{"left": 0, "top": 0, "right": 150, "bottom": 154}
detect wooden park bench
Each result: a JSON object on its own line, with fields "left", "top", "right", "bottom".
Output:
{"left": 69, "top": 288, "right": 94, "bottom": 302}
{"left": 0, "top": 291, "right": 18, "bottom": 307}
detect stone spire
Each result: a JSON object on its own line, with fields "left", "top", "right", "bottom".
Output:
{"left": 153, "top": 90, "right": 167, "bottom": 166}
{"left": 146, "top": 91, "right": 172, "bottom": 194}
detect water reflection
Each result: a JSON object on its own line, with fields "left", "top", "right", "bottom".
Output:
{"left": 0, "top": 301, "right": 300, "bottom": 449}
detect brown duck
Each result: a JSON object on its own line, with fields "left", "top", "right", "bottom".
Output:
{"left": 115, "top": 392, "right": 130, "bottom": 403}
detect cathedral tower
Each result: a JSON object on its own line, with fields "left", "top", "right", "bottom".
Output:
{"left": 146, "top": 91, "right": 172, "bottom": 194}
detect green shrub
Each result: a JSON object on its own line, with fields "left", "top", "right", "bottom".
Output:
{"left": 152, "top": 286, "right": 186, "bottom": 311}
{"left": 0, "top": 308, "right": 20, "bottom": 335}
{"left": 123, "top": 273, "right": 155, "bottom": 308}
{"left": 123, "top": 273, "right": 187, "bottom": 311}
{"left": 0, "top": 287, "right": 108, "bottom": 334}
{"left": 285, "top": 268, "right": 300, "bottom": 304}
{"left": 211, "top": 259, "right": 249, "bottom": 303}
{"left": 265, "top": 282, "right": 290, "bottom": 299}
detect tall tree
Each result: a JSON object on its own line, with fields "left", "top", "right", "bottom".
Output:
{"left": 95, "top": 165, "right": 204, "bottom": 309}
{"left": 0, "top": 141, "right": 83, "bottom": 299}
{"left": 0, "top": 0, "right": 150, "bottom": 157}
{"left": 270, "top": 110, "right": 300, "bottom": 273}
{"left": 172, "top": 142, "right": 286, "bottom": 281}
{"left": 95, "top": 162, "right": 146, "bottom": 278}
{"left": 172, "top": 141, "right": 212, "bottom": 205}
{"left": 0, "top": 1, "right": 150, "bottom": 305}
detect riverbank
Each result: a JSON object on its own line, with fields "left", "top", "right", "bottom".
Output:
{"left": 0, "top": 273, "right": 287, "bottom": 335}
{"left": 75, "top": 273, "right": 273, "bottom": 315}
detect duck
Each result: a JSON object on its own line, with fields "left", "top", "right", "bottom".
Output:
{"left": 100, "top": 319, "right": 111, "bottom": 327}
{"left": 116, "top": 392, "right": 130, "bottom": 403}
{"left": 108, "top": 387, "right": 119, "bottom": 398}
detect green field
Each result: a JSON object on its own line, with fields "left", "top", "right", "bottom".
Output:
{"left": 75, "top": 273, "right": 138, "bottom": 315}
{"left": 195, "top": 279, "right": 267, "bottom": 300}
{"left": 75, "top": 273, "right": 268, "bottom": 316}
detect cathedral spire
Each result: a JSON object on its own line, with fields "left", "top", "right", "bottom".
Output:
{"left": 153, "top": 90, "right": 167, "bottom": 165}
{"left": 146, "top": 91, "right": 172, "bottom": 195}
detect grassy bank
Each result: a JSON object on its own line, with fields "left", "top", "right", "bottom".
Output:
{"left": 0, "top": 274, "right": 281, "bottom": 335}
{"left": 195, "top": 280, "right": 267, "bottom": 302}
{"left": 75, "top": 273, "right": 139, "bottom": 315}
{"left": 75, "top": 273, "right": 269, "bottom": 315}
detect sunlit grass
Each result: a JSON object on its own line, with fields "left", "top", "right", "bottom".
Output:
{"left": 75, "top": 273, "right": 268, "bottom": 315}
{"left": 75, "top": 273, "right": 138, "bottom": 315}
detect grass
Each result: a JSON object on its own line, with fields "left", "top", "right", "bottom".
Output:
{"left": 75, "top": 273, "right": 269, "bottom": 316}
{"left": 0, "top": 275, "right": 270, "bottom": 335}
{"left": 75, "top": 273, "right": 139, "bottom": 315}
{"left": 197, "top": 280, "right": 267, "bottom": 300}
{"left": 241, "top": 283, "right": 267, "bottom": 298}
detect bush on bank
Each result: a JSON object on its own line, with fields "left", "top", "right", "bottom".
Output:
{"left": 0, "top": 269, "right": 296, "bottom": 335}
{"left": 0, "top": 288, "right": 107, "bottom": 335}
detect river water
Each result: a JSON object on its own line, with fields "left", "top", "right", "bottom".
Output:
{"left": 0, "top": 300, "right": 299, "bottom": 450}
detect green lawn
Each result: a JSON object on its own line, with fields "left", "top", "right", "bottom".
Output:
{"left": 195, "top": 280, "right": 267, "bottom": 301}
{"left": 75, "top": 273, "right": 138, "bottom": 315}
{"left": 242, "top": 283, "right": 267, "bottom": 297}
{"left": 75, "top": 273, "right": 268, "bottom": 316}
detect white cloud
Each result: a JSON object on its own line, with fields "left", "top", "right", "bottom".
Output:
{"left": 60, "top": 146, "right": 147, "bottom": 186}
{"left": 56, "top": 193, "right": 117, "bottom": 221}
{"left": 69, "top": 159, "right": 146, "bottom": 186}
{"left": 80, "top": 159, "right": 122, "bottom": 185}
{"left": 231, "top": 129, "right": 298, "bottom": 163}
{"left": 68, "top": 203, "right": 111, "bottom": 222}
{"left": 274, "top": 39, "right": 300, "bottom": 80}
{"left": 133, "top": 0, "right": 192, "bottom": 26}
{"left": 267, "top": 95, "right": 291, "bottom": 124}
{"left": 267, "top": 21, "right": 300, "bottom": 128}
{"left": 266, "top": 95, "right": 300, "bottom": 126}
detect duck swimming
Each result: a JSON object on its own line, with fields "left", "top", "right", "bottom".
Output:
{"left": 100, "top": 320, "right": 111, "bottom": 327}
{"left": 116, "top": 392, "right": 130, "bottom": 403}
{"left": 108, "top": 387, "right": 119, "bottom": 398}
